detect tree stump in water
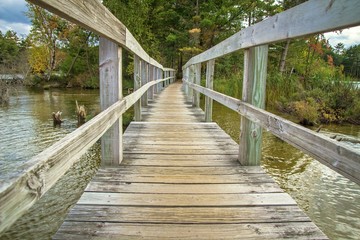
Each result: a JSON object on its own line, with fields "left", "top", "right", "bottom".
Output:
{"left": 76, "top": 100, "right": 86, "bottom": 126}
{"left": 0, "top": 83, "right": 10, "bottom": 105}
{"left": 52, "top": 111, "right": 63, "bottom": 126}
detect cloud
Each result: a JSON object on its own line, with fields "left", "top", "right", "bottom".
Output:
{"left": 0, "top": 0, "right": 31, "bottom": 36}
{"left": 0, "top": 0, "right": 30, "bottom": 24}
{"left": 324, "top": 26, "right": 360, "bottom": 48}
{"left": 0, "top": 19, "right": 31, "bottom": 37}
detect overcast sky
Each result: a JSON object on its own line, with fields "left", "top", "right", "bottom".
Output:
{"left": 0, "top": 0, "right": 359, "bottom": 48}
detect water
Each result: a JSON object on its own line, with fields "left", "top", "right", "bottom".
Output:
{"left": 0, "top": 87, "right": 101, "bottom": 239}
{"left": 1, "top": 88, "right": 360, "bottom": 239}
{"left": 211, "top": 101, "right": 360, "bottom": 240}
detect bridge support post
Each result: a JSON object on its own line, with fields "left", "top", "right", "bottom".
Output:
{"left": 188, "top": 65, "right": 194, "bottom": 103}
{"left": 205, "top": 59, "right": 215, "bottom": 122}
{"left": 159, "top": 69, "right": 162, "bottom": 91}
{"left": 239, "top": 45, "right": 268, "bottom": 166}
{"left": 134, "top": 55, "right": 141, "bottom": 121}
{"left": 141, "top": 60, "right": 148, "bottom": 107}
{"left": 99, "top": 37, "right": 123, "bottom": 166}
{"left": 194, "top": 63, "right": 201, "bottom": 107}
{"left": 184, "top": 67, "right": 189, "bottom": 96}
{"left": 154, "top": 68, "right": 158, "bottom": 94}
{"left": 148, "top": 65, "right": 154, "bottom": 100}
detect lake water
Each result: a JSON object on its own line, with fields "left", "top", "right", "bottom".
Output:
{"left": 1, "top": 87, "right": 360, "bottom": 239}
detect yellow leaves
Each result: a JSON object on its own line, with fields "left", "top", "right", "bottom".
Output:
{"left": 188, "top": 28, "right": 201, "bottom": 34}
{"left": 28, "top": 45, "right": 49, "bottom": 74}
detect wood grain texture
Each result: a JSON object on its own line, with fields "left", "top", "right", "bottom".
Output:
{"left": 54, "top": 82, "right": 326, "bottom": 239}
{"left": 99, "top": 38, "right": 123, "bottom": 166}
{"left": 183, "top": 0, "right": 360, "bottom": 68}
{"left": 65, "top": 205, "right": 308, "bottom": 223}
{"left": 140, "top": 61, "right": 148, "bottom": 107}
{"left": 193, "top": 63, "right": 201, "bottom": 107}
{"left": 183, "top": 80, "right": 360, "bottom": 185}
{"left": 239, "top": 46, "right": 268, "bottom": 166}
{"left": 54, "top": 222, "right": 328, "bottom": 239}
{"left": 205, "top": 59, "right": 215, "bottom": 122}
{"left": 133, "top": 56, "right": 141, "bottom": 121}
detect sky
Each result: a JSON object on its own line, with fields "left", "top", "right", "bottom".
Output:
{"left": 0, "top": 0, "right": 359, "bottom": 48}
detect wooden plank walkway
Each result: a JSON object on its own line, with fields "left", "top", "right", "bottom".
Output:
{"left": 54, "top": 82, "right": 327, "bottom": 239}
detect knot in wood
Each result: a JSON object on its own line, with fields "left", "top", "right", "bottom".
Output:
{"left": 27, "top": 173, "right": 44, "bottom": 197}
{"left": 251, "top": 129, "right": 258, "bottom": 138}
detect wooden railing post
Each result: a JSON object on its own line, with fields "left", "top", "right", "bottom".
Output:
{"left": 158, "top": 69, "right": 162, "bottom": 91}
{"left": 141, "top": 60, "right": 148, "bottom": 106}
{"left": 184, "top": 68, "right": 189, "bottom": 96}
{"left": 188, "top": 65, "right": 194, "bottom": 103}
{"left": 194, "top": 63, "right": 201, "bottom": 107}
{"left": 99, "top": 37, "right": 123, "bottom": 165}
{"left": 166, "top": 71, "right": 169, "bottom": 86}
{"left": 134, "top": 55, "right": 141, "bottom": 121}
{"left": 239, "top": 45, "right": 268, "bottom": 166}
{"left": 205, "top": 59, "right": 215, "bottom": 122}
{"left": 148, "top": 65, "right": 154, "bottom": 100}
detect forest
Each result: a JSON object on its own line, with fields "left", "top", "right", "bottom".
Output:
{"left": 0, "top": 0, "right": 360, "bottom": 124}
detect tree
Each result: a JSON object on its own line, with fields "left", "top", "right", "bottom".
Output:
{"left": 26, "top": 4, "right": 69, "bottom": 80}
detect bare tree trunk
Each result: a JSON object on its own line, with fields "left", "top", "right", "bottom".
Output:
{"left": 66, "top": 32, "right": 92, "bottom": 76}
{"left": 279, "top": 39, "right": 290, "bottom": 74}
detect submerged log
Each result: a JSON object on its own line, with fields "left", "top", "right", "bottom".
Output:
{"left": 76, "top": 100, "right": 86, "bottom": 126}
{"left": 52, "top": 111, "right": 63, "bottom": 126}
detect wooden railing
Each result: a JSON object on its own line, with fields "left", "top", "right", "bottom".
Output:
{"left": 182, "top": 0, "right": 360, "bottom": 185}
{"left": 0, "top": 0, "right": 175, "bottom": 233}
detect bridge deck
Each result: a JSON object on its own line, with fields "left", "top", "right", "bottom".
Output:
{"left": 54, "top": 82, "right": 327, "bottom": 239}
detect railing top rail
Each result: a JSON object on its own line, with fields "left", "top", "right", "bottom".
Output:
{"left": 183, "top": 0, "right": 360, "bottom": 69}
{"left": 27, "top": 0, "right": 174, "bottom": 72}
{"left": 183, "top": 80, "right": 360, "bottom": 186}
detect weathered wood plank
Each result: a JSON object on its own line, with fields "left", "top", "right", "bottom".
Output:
{"left": 66, "top": 205, "right": 309, "bottom": 224}
{"left": 134, "top": 56, "right": 141, "bottom": 121}
{"left": 205, "top": 59, "right": 215, "bottom": 122}
{"left": 91, "top": 173, "right": 275, "bottom": 184}
{"left": 193, "top": 63, "right": 201, "bottom": 107}
{"left": 120, "top": 158, "right": 238, "bottom": 167}
{"left": 27, "top": 0, "right": 126, "bottom": 46}
{"left": 85, "top": 182, "right": 282, "bottom": 194}
{"left": 184, "top": 81, "right": 360, "bottom": 185}
{"left": 141, "top": 61, "right": 148, "bottom": 107}
{"left": 77, "top": 192, "right": 296, "bottom": 206}
{"left": 95, "top": 166, "right": 266, "bottom": 175}
{"left": 183, "top": 0, "right": 360, "bottom": 68}
{"left": 239, "top": 45, "right": 268, "bottom": 166}
{"left": 122, "top": 153, "right": 239, "bottom": 161}
{"left": 54, "top": 222, "right": 327, "bottom": 239}
{"left": 99, "top": 37, "right": 123, "bottom": 166}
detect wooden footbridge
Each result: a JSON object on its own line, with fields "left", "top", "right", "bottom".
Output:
{"left": 53, "top": 82, "right": 327, "bottom": 239}
{"left": 1, "top": 0, "right": 360, "bottom": 239}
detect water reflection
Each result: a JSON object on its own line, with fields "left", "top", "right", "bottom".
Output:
{"left": 211, "top": 100, "right": 360, "bottom": 240}
{"left": 0, "top": 87, "right": 101, "bottom": 239}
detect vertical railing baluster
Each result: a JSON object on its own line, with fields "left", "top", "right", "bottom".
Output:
{"left": 134, "top": 55, "right": 141, "bottom": 121}
{"left": 148, "top": 65, "right": 154, "bottom": 101}
{"left": 239, "top": 45, "right": 268, "bottom": 166}
{"left": 205, "top": 59, "right": 215, "bottom": 122}
{"left": 194, "top": 63, "right": 201, "bottom": 107}
{"left": 141, "top": 60, "right": 148, "bottom": 107}
{"left": 188, "top": 65, "right": 194, "bottom": 103}
{"left": 99, "top": 37, "right": 123, "bottom": 165}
